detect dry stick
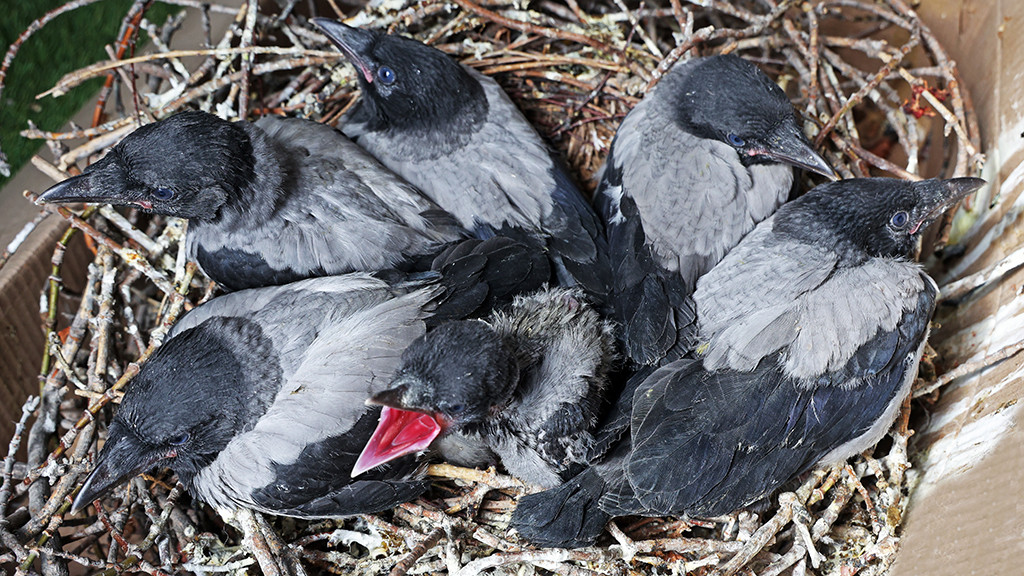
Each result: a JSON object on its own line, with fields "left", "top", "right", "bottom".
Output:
{"left": 92, "top": 1, "right": 154, "bottom": 128}
{"left": 238, "top": 0, "right": 259, "bottom": 116}
{"left": 646, "top": 0, "right": 795, "bottom": 92}
{"left": 42, "top": 47, "right": 339, "bottom": 98}
{"left": 31, "top": 199, "right": 176, "bottom": 296}
{"left": 0, "top": 397, "right": 39, "bottom": 517}
{"left": 813, "top": 30, "right": 919, "bottom": 148}
{"left": 914, "top": 339, "right": 1024, "bottom": 398}
{"left": 714, "top": 494, "right": 797, "bottom": 576}
{"left": 390, "top": 527, "right": 446, "bottom": 576}
{"left": 18, "top": 264, "right": 196, "bottom": 492}
{"left": 451, "top": 0, "right": 613, "bottom": 52}
{"left": 454, "top": 548, "right": 615, "bottom": 576}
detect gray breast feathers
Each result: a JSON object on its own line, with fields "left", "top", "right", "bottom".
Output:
{"left": 605, "top": 90, "right": 792, "bottom": 284}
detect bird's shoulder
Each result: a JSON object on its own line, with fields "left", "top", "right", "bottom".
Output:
{"left": 697, "top": 224, "right": 930, "bottom": 381}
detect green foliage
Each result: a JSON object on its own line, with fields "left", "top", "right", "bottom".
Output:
{"left": 0, "top": 1, "right": 176, "bottom": 187}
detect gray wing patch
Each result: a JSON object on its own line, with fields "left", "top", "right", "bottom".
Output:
{"left": 190, "top": 117, "right": 465, "bottom": 281}
{"left": 696, "top": 224, "right": 926, "bottom": 381}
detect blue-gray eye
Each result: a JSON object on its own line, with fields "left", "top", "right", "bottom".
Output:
{"left": 890, "top": 211, "right": 909, "bottom": 228}
{"left": 448, "top": 404, "right": 464, "bottom": 415}
{"left": 727, "top": 133, "right": 745, "bottom": 147}
{"left": 378, "top": 66, "right": 396, "bottom": 85}
{"left": 170, "top": 433, "right": 190, "bottom": 446}
{"left": 153, "top": 188, "right": 174, "bottom": 200}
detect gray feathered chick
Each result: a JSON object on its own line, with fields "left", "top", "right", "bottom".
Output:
{"left": 38, "top": 111, "right": 466, "bottom": 291}
{"left": 72, "top": 236, "right": 550, "bottom": 517}
{"left": 314, "top": 19, "right": 612, "bottom": 302}
{"left": 597, "top": 54, "right": 836, "bottom": 365}
{"left": 352, "top": 288, "right": 617, "bottom": 488}
{"left": 513, "top": 176, "right": 984, "bottom": 547}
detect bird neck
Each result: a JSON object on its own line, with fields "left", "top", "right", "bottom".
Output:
{"left": 220, "top": 122, "right": 289, "bottom": 223}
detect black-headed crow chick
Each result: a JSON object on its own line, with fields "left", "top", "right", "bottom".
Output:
{"left": 314, "top": 19, "right": 612, "bottom": 303}
{"left": 512, "top": 177, "right": 984, "bottom": 547}
{"left": 350, "top": 287, "right": 617, "bottom": 488}
{"left": 596, "top": 54, "right": 837, "bottom": 365}
{"left": 38, "top": 111, "right": 466, "bottom": 291}
{"left": 71, "top": 236, "right": 550, "bottom": 517}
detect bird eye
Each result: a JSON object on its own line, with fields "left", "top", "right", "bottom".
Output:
{"left": 889, "top": 211, "right": 909, "bottom": 228}
{"left": 448, "top": 404, "right": 465, "bottom": 415}
{"left": 377, "top": 66, "right": 396, "bottom": 85}
{"left": 169, "top": 433, "right": 190, "bottom": 446}
{"left": 727, "top": 133, "right": 746, "bottom": 147}
{"left": 152, "top": 188, "right": 174, "bottom": 200}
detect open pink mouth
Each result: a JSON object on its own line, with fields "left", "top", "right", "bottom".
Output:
{"left": 351, "top": 406, "right": 443, "bottom": 477}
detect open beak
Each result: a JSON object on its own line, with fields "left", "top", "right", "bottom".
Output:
{"left": 72, "top": 433, "right": 168, "bottom": 514}
{"left": 910, "top": 177, "right": 986, "bottom": 234}
{"left": 314, "top": 18, "right": 376, "bottom": 84}
{"left": 757, "top": 123, "right": 838, "bottom": 181}
{"left": 351, "top": 405, "right": 442, "bottom": 477}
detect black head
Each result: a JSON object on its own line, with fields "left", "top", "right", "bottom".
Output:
{"left": 773, "top": 177, "right": 985, "bottom": 260}
{"left": 37, "top": 111, "right": 254, "bottom": 220}
{"left": 72, "top": 316, "right": 281, "bottom": 513}
{"left": 315, "top": 19, "right": 487, "bottom": 134}
{"left": 373, "top": 320, "right": 519, "bottom": 429}
{"left": 673, "top": 54, "right": 836, "bottom": 179}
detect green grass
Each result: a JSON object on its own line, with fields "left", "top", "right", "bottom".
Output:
{"left": 0, "top": 0, "right": 176, "bottom": 187}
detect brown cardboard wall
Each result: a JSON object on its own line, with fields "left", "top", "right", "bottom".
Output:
{"left": 0, "top": 216, "right": 90, "bottom": 443}
{"left": 893, "top": 0, "right": 1024, "bottom": 573}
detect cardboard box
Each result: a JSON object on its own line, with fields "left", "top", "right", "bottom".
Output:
{"left": 891, "top": 1, "right": 1024, "bottom": 573}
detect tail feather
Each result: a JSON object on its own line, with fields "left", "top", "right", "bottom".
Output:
{"left": 511, "top": 468, "right": 610, "bottom": 548}
{"left": 429, "top": 237, "right": 550, "bottom": 324}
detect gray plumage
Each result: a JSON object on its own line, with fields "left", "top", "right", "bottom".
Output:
{"left": 72, "top": 236, "right": 552, "bottom": 517}
{"left": 512, "top": 177, "right": 984, "bottom": 548}
{"left": 695, "top": 220, "right": 929, "bottom": 382}
{"left": 596, "top": 55, "right": 835, "bottom": 365}
{"left": 363, "top": 288, "right": 617, "bottom": 488}
{"left": 315, "top": 20, "right": 612, "bottom": 300}
{"left": 38, "top": 111, "right": 465, "bottom": 291}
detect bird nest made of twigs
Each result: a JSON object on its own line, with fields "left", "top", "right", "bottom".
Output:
{"left": 0, "top": 0, "right": 991, "bottom": 575}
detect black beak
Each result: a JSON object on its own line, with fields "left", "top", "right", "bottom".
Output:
{"left": 314, "top": 18, "right": 376, "bottom": 84}
{"left": 911, "top": 177, "right": 986, "bottom": 234}
{"left": 759, "top": 123, "right": 838, "bottom": 181}
{"left": 72, "top": 434, "right": 167, "bottom": 514}
{"left": 366, "top": 383, "right": 411, "bottom": 410}
{"left": 36, "top": 174, "right": 97, "bottom": 205}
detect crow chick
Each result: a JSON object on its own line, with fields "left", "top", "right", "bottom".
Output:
{"left": 314, "top": 19, "right": 612, "bottom": 302}
{"left": 349, "top": 288, "right": 616, "bottom": 488}
{"left": 513, "top": 176, "right": 984, "bottom": 547}
{"left": 597, "top": 54, "right": 836, "bottom": 365}
{"left": 72, "top": 236, "right": 550, "bottom": 517}
{"left": 38, "top": 111, "right": 466, "bottom": 291}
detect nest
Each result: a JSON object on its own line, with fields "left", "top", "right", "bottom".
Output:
{"left": 0, "top": 0, "right": 1001, "bottom": 575}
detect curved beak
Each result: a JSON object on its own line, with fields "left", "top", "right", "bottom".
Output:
{"left": 910, "top": 177, "right": 986, "bottom": 234}
{"left": 314, "top": 18, "right": 376, "bottom": 84}
{"left": 72, "top": 433, "right": 167, "bottom": 514}
{"left": 758, "top": 123, "right": 838, "bottom": 181}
